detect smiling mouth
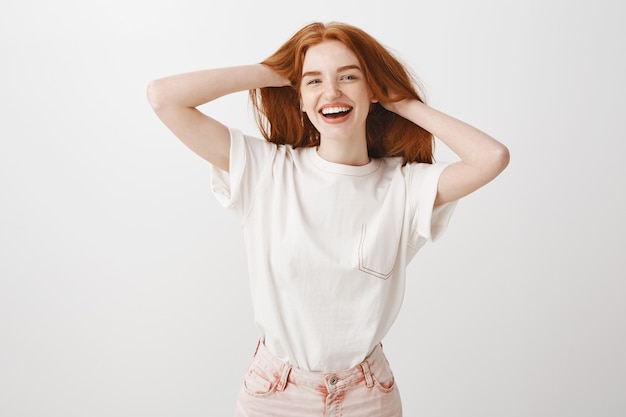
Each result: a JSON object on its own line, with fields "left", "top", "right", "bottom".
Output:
{"left": 320, "top": 106, "right": 352, "bottom": 118}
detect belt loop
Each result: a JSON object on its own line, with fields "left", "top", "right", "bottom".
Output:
{"left": 253, "top": 339, "right": 261, "bottom": 357}
{"left": 277, "top": 363, "right": 292, "bottom": 391}
{"left": 361, "top": 360, "right": 374, "bottom": 388}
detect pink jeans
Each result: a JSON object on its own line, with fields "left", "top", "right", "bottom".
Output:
{"left": 234, "top": 341, "right": 402, "bottom": 417}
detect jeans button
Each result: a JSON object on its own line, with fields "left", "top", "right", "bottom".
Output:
{"left": 329, "top": 376, "right": 338, "bottom": 385}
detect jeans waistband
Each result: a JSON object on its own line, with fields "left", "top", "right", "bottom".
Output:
{"left": 252, "top": 340, "right": 389, "bottom": 392}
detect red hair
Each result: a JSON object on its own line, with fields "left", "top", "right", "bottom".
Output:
{"left": 250, "top": 21, "right": 433, "bottom": 164}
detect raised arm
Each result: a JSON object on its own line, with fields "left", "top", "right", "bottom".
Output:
{"left": 383, "top": 99, "right": 510, "bottom": 205}
{"left": 146, "top": 64, "right": 290, "bottom": 172}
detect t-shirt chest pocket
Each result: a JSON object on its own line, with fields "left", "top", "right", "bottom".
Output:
{"left": 358, "top": 217, "right": 403, "bottom": 280}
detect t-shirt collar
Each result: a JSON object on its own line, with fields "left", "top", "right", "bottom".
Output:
{"left": 306, "top": 146, "right": 380, "bottom": 176}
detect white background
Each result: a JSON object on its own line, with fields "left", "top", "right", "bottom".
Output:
{"left": 1, "top": 0, "right": 624, "bottom": 416}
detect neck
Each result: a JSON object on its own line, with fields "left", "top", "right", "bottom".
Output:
{"left": 317, "top": 136, "right": 370, "bottom": 166}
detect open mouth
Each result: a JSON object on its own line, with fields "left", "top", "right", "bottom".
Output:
{"left": 320, "top": 106, "right": 352, "bottom": 119}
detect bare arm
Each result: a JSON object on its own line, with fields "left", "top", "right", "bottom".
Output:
{"left": 146, "top": 64, "right": 290, "bottom": 172}
{"left": 384, "top": 99, "right": 510, "bottom": 205}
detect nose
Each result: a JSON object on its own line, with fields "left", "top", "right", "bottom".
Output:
{"left": 323, "top": 80, "right": 341, "bottom": 100}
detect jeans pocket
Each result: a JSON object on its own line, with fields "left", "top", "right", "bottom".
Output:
{"left": 373, "top": 370, "right": 396, "bottom": 392}
{"left": 370, "top": 355, "right": 397, "bottom": 393}
{"left": 243, "top": 364, "right": 277, "bottom": 397}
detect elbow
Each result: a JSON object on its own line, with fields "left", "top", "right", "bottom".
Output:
{"left": 481, "top": 143, "right": 510, "bottom": 184}
{"left": 146, "top": 79, "right": 167, "bottom": 112}
{"left": 493, "top": 143, "right": 510, "bottom": 174}
{"left": 471, "top": 144, "right": 510, "bottom": 190}
{"left": 474, "top": 142, "right": 510, "bottom": 183}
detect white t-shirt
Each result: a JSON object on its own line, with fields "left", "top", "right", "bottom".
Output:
{"left": 211, "top": 128, "right": 457, "bottom": 372}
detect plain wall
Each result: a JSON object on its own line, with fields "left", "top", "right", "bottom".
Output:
{"left": 1, "top": 0, "right": 624, "bottom": 416}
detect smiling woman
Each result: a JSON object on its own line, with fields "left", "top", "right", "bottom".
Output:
{"left": 299, "top": 41, "right": 375, "bottom": 165}
{"left": 147, "top": 21, "right": 508, "bottom": 417}
{"left": 251, "top": 22, "right": 436, "bottom": 165}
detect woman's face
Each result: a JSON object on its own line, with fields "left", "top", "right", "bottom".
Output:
{"left": 300, "top": 40, "right": 375, "bottom": 144}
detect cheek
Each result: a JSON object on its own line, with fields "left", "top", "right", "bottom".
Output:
{"left": 300, "top": 96, "right": 314, "bottom": 113}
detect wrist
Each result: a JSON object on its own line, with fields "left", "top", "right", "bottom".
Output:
{"left": 258, "top": 64, "right": 291, "bottom": 88}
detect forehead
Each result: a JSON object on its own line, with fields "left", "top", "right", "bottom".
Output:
{"left": 302, "top": 40, "right": 360, "bottom": 70}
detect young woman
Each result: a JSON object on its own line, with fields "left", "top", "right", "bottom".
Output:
{"left": 148, "top": 21, "right": 509, "bottom": 417}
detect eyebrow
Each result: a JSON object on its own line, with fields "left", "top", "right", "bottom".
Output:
{"left": 301, "top": 64, "right": 362, "bottom": 79}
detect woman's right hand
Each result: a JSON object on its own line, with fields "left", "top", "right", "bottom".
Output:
{"left": 147, "top": 64, "right": 292, "bottom": 171}
{"left": 260, "top": 64, "right": 292, "bottom": 88}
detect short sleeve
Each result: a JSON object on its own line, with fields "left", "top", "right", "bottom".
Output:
{"left": 406, "top": 162, "right": 457, "bottom": 245}
{"left": 210, "top": 127, "right": 276, "bottom": 217}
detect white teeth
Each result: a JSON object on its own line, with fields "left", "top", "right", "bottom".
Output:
{"left": 321, "top": 106, "right": 351, "bottom": 115}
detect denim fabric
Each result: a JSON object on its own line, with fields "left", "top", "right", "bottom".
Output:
{"left": 234, "top": 341, "right": 402, "bottom": 417}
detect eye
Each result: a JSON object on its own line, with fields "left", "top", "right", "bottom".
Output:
{"left": 340, "top": 74, "right": 357, "bottom": 81}
{"left": 306, "top": 79, "right": 321, "bottom": 85}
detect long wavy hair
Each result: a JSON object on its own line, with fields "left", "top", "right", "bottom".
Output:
{"left": 249, "top": 21, "right": 433, "bottom": 164}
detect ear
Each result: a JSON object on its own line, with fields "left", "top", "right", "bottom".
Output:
{"left": 369, "top": 88, "right": 378, "bottom": 103}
